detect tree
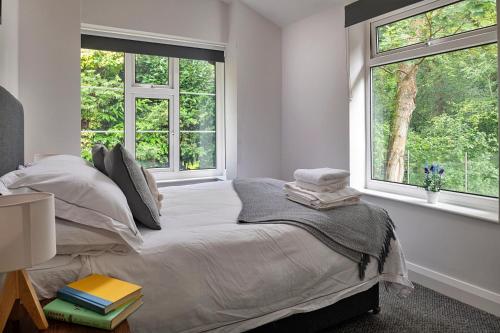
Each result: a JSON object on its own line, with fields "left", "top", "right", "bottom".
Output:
{"left": 373, "top": 0, "right": 498, "bottom": 197}
{"left": 385, "top": 61, "right": 421, "bottom": 182}
{"left": 378, "top": 0, "right": 497, "bottom": 185}
{"left": 81, "top": 52, "right": 217, "bottom": 171}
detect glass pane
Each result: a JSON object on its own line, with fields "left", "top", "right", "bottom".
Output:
{"left": 180, "top": 95, "right": 216, "bottom": 170}
{"left": 180, "top": 59, "right": 216, "bottom": 94}
{"left": 135, "top": 54, "right": 169, "bottom": 86}
{"left": 180, "top": 132, "right": 216, "bottom": 171}
{"left": 372, "top": 43, "right": 498, "bottom": 197}
{"left": 377, "top": 0, "right": 497, "bottom": 53}
{"left": 135, "top": 98, "right": 169, "bottom": 168}
{"left": 179, "top": 59, "right": 217, "bottom": 170}
{"left": 81, "top": 49, "right": 125, "bottom": 161}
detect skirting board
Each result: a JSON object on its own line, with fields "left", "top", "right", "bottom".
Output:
{"left": 407, "top": 262, "right": 500, "bottom": 317}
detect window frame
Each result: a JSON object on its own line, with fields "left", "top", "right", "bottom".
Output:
{"left": 371, "top": 0, "right": 497, "bottom": 57}
{"left": 81, "top": 50, "right": 225, "bottom": 181}
{"left": 132, "top": 54, "right": 173, "bottom": 89}
{"left": 365, "top": 0, "right": 499, "bottom": 212}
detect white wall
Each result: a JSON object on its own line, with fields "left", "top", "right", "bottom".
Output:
{"left": 5, "top": 0, "right": 280, "bottom": 176}
{"left": 83, "top": 0, "right": 282, "bottom": 179}
{"left": 280, "top": 2, "right": 500, "bottom": 313}
{"left": 281, "top": 6, "right": 350, "bottom": 180}
{"left": 227, "top": 1, "right": 282, "bottom": 178}
{"left": 81, "top": 0, "right": 229, "bottom": 45}
{"left": 2, "top": 0, "right": 232, "bottom": 162}
{"left": 0, "top": 0, "right": 19, "bottom": 96}
{"left": 346, "top": 19, "right": 500, "bottom": 297}
{"left": 18, "top": 0, "right": 81, "bottom": 161}
{"left": 364, "top": 195, "right": 500, "bottom": 314}
{"left": 365, "top": 196, "right": 500, "bottom": 294}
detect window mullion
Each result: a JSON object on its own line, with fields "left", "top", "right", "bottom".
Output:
{"left": 172, "top": 58, "right": 180, "bottom": 173}
{"left": 216, "top": 62, "right": 226, "bottom": 175}
{"left": 124, "top": 53, "right": 136, "bottom": 157}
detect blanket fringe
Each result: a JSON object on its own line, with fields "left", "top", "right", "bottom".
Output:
{"left": 358, "top": 254, "right": 370, "bottom": 280}
{"left": 359, "top": 211, "right": 396, "bottom": 280}
{"left": 377, "top": 213, "right": 396, "bottom": 274}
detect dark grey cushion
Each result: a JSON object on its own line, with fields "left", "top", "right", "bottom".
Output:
{"left": 104, "top": 144, "right": 161, "bottom": 230}
{"left": 92, "top": 144, "right": 108, "bottom": 175}
{"left": 0, "top": 86, "right": 24, "bottom": 176}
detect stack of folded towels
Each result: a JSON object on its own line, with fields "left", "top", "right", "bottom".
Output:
{"left": 284, "top": 168, "right": 362, "bottom": 210}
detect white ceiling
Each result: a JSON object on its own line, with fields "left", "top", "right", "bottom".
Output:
{"left": 224, "top": 0, "right": 351, "bottom": 27}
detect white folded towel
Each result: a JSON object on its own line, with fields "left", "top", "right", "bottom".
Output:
{"left": 294, "top": 168, "right": 350, "bottom": 186}
{"left": 284, "top": 182, "right": 361, "bottom": 210}
{"left": 295, "top": 179, "right": 348, "bottom": 193}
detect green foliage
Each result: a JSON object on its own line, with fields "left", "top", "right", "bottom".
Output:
{"left": 372, "top": 1, "right": 498, "bottom": 197}
{"left": 81, "top": 50, "right": 125, "bottom": 161}
{"left": 135, "top": 54, "right": 169, "bottom": 85}
{"left": 135, "top": 98, "right": 169, "bottom": 168}
{"left": 81, "top": 51, "right": 217, "bottom": 171}
{"left": 378, "top": 0, "right": 496, "bottom": 53}
{"left": 179, "top": 59, "right": 216, "bottom": 170}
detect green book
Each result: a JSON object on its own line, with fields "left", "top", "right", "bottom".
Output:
{"left": 43, "top": 296, "right": 143, "bottom": 330}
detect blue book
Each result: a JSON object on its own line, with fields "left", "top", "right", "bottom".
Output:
{"left": 56, "top": 274, "right": 142, "bottom": 314}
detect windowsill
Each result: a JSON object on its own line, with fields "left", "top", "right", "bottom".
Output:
{"left": 156, "top": 176, "right": 226, "bottom": 187}
{"left": 360, "top": 188, "right": 499, "bottom": 224}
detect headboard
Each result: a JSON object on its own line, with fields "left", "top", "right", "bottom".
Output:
{"left": 0, "top": 86, "right": 24, "bottom": 176}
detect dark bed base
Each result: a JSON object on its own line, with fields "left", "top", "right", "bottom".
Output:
{"left": 248, "top": 283, "right": 380, "bottom": 333}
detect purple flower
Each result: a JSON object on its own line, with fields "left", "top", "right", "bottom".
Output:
{"left": 424, "top": 163, "right": 429, "bottom": 174}
{"left": 439, "top": 168, "right": 445, "bottom": 175}
{"left": 430, "top": 164, "right": 435, "bottom": 173}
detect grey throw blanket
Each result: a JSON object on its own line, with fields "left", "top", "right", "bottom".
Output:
{"left": 233, "top": 178, "right": 395, "bottom": 280}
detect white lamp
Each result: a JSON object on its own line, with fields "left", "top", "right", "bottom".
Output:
{"left": 0, "top": 192, "right": 56, "bottom": 331}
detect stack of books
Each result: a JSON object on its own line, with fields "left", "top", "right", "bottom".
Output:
{"left": 43, "top": 274, "right": 143, "bottom": 330}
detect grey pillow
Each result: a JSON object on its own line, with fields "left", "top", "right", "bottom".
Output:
{"left": 104, "top": 144, "right": 161, "bottom": 230}
{"left": 92, "top": 144, "right": 108, "bottom": 175}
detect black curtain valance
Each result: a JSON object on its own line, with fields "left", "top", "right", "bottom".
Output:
{"left": 81, "top": 35, "right": 225, "bottom": 63}
{"left": 345, "top": 0, "right": 424, "bottom": 27}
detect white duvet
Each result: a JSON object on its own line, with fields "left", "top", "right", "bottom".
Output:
{"left": 29, "top": 181, "right": 412, "bottom": 333}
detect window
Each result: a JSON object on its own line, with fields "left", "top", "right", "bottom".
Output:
{"left": 81, "top": 50, "right": 125, "bottom": 160}
{"left": 368, "top": 0, "right": 498, "bottom": 204}
{"left": 179, "top": 59, "right": 217, "bottom": 171}
{"left": 376, "top": 0, "right": 497, "bottom": 54}
{"left": 81, "top": 49, "right": 225, "bottom": 180}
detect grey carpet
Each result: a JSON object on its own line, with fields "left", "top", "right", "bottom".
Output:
{"left": 330, "top": 284, "right": 500, "bottom": 333}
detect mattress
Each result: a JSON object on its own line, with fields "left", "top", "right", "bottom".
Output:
{"left": 29, "top": 181, "right": 412, "bottom": 333}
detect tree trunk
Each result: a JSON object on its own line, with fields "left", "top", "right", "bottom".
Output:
{"left": 385, "top": 63, "right": 419, "bottom": 182}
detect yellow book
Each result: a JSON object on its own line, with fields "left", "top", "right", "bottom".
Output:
{"left": 57, "top": 274, "right": 142, "bottom": 314}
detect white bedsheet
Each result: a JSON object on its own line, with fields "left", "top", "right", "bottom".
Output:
{"left": 29, "top": 181, "right": 412, "bottom": 333}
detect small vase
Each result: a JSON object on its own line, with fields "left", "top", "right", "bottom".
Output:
{"left": 426, "top": 191, "right": 440, "bottom": 204}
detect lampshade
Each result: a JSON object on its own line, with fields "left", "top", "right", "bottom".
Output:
{"left": 0, "top": 192, "right": 56, "bottom": 272}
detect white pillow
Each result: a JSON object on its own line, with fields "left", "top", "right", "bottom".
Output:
{"left": 1, "top": 155, "right": 143, "bottom": 251}
{"left": 0, "top": 178, "right": 11, "bottom": 195}
{"left": 141, "top": 167, "right": 164, "bottom": 213}
{"left": 55, "top": 218, "right": 130, "bottom": 255}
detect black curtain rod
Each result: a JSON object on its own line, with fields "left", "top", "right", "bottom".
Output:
{"left": 345, "top": 0, "right": 424, "bottom": 27}
{"left": 81, "top": 35, "right": 225, "bottom": 63}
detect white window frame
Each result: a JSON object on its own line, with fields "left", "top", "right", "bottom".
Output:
{"left": 122, "top": 54, "right": 224, "bottom": 181}
{"left": 132, "top": 54, "right": 174, "bottom": 89}
{"left": 365, "top": 0, "right": 499, "bottom": 212}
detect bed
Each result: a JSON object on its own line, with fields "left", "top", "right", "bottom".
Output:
{"left": 0, "top": 86, "right": 412, "bottom": 332}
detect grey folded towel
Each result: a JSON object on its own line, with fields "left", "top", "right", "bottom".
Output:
{"left": 233, "top": 178, "right": 395, "bottom": 280}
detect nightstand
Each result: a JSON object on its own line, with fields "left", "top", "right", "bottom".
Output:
{"left": 3, "top": 300, "right": 131, "bottom": 333}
